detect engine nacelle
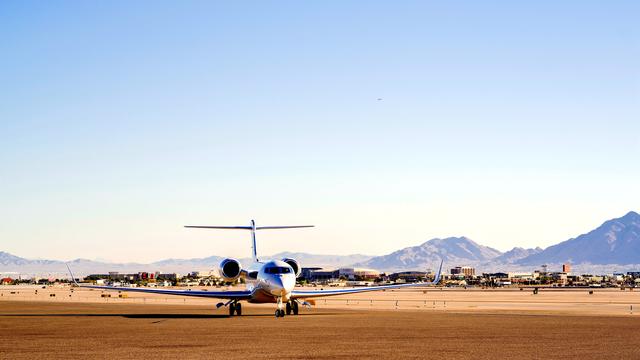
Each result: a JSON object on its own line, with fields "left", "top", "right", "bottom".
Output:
{"left": 219, "top": 258, "right": 242, "bottom": 282}
{"left": 281, "top": 258, "right": 301, "bottom": 278}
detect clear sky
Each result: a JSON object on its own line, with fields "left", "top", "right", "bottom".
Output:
{"left": 1, "top": 1, "right": 639, "bottom": 263}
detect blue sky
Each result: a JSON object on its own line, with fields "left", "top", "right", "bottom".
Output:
{"left": 1, "top": 1, "right": 639, "bottom": 262}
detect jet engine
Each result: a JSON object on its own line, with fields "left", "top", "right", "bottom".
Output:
{"left": 281, "top": 258, "right": 301, "bottom": 278}
{"left": 219, "top": 258, "right": 242, "bottom": 282}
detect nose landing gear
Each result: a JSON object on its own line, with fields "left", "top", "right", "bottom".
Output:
{"left": 275, "top": 297, "right": 285, "bottom": 318}
{"left": 228, "top": 301, "right": 242, "bottom": 316}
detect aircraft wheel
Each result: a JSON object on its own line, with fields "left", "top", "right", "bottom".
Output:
{"left": 236, "top": 303, "right": 242, "bottom": 316}
{"left": 229, "top": 303, "right": 235, "bottom": 316}
{"left": 286, "top": 302, "right": 292, "bottom": 315}
{"left": 275, "top": 310, "right": 280, "bottom": 318}
{"left": 292, "top": 301, "right": 299, "bottom": 315}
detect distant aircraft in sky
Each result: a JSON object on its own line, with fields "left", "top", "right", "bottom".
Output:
{"left": 67, "top": 220, "right": 442, "bottom": 318}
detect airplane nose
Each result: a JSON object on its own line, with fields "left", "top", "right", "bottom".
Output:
{"left": 270, "top": 277, "right": 285, "bottom": 295}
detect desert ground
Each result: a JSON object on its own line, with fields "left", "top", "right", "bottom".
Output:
{"left": 1, "top": 286, "right": 639, "bottom": 359}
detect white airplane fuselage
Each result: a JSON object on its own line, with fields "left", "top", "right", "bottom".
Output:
{"left": 244, "top": 259, "right": 297, "bottom": 303}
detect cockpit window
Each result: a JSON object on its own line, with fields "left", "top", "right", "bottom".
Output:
{"left": 265, "top": 267, "right": 291, "bottom": 274}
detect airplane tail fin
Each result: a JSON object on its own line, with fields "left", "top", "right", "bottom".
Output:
{"left": 185, "top": 220, "right": 314, "bottom": 262}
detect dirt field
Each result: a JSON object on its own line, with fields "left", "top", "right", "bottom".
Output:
{"left": 1, "top": 286, "right": 640, "bottom": 359}
{"left": 1, "top": 299, "right": 640, "bottom": 359}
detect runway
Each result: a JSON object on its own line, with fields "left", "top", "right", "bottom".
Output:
{"left": 1, "top": 299, "right": 639, "bottom": 359}
{"left": 3, "top": 285, "right": 640, "bottom": 316}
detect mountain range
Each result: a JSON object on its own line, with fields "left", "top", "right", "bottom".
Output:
{"left": 2, "top": 211, "right": 639, "bottom": 276}
{"left": 354, "top": 238, "right": 544, "bottom": 272}
{"left": 0, "top": 251, "right": 373, "bottom": 277}
{"left": 354, "top": 236, "right": 502, "bottom": 271}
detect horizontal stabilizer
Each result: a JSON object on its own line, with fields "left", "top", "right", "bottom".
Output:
{"left": 185, "top": 225, "right": 314, "bottom": 230}
{"left": 185, "top": 220, "right": 314, "bottom": 263}
{"left": 184, "top": 226, "right": 253, "bottom": 230}
{"left": 256, "top": 225, "right": 314, "bottom": 230}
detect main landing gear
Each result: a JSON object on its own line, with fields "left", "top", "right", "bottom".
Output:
{"left": 275, "top": 300, "right": 299, "bottom": 318}
{"left": 286, "top": 300, "right": 299, "bottom": 315}
{"left": 229, "top": 301, "right": 242, "bottom": 316}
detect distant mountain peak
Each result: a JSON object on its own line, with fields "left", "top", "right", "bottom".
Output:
{"left": 518, "top": 210, "right": 640, "bottom": 265}
{"left": 356, "top": 236, "right": 502, "bottom": 272}
{"left": 0, "top": 251, "right": 28, "bottom": 266}
{"left": 620, "top": 211, "right": 640, "bottom": 221}
{"left": 494, "top": 246, "right": 543, "bottom": 264}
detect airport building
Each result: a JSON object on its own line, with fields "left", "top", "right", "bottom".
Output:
{"left": 155, "top": 273, "right": 178, "bottom": 281}
{"left": 300, "top": 267, "right": 323, "bottom": 280}
{"left": 450, "top": 266, "right": 475, "bottom": 277}
{"left": 108, "top": 272, "right": 123, "bottom": 281}
{"left": 303, "top": 268, "right": 381, "bottom": 282}
{"left": 482, "top": 272, "right": 509, "bottom": 280}
{"left": 304, "top": 269, "right": 339, "bottom": 282}
{"left": 87, "top": 272, "right": 179, "bottom": 284}
{"left": 136, "top": 272, "right": 155, "bottom": 281}
{"left": 388, "top": 271, "right": 427, "bottom": 282}
{"left": 507, "top": 272, "right": 539, "bottom": 283}
{"left": 352, "top": 268, "right": 380, "bottom": 280}
{"left": 338, "top": 268, "right": 355, "bottom": 279}
{"left": 551, "top": 272, "right": 568, "bottom": 285}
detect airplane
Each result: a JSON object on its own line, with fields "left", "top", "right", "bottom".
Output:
{"left": 66, "top": 220, "right": 442, "bottom": 318}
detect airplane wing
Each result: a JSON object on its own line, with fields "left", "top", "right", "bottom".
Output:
{"left": 66, "top": 264, "right": 252, "bottom": 300}
{"left": 76, "top": 284, "right": 253, "bottom": 300}
{"left": 291, "top": 261, "right": 443, "bottom": 299}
